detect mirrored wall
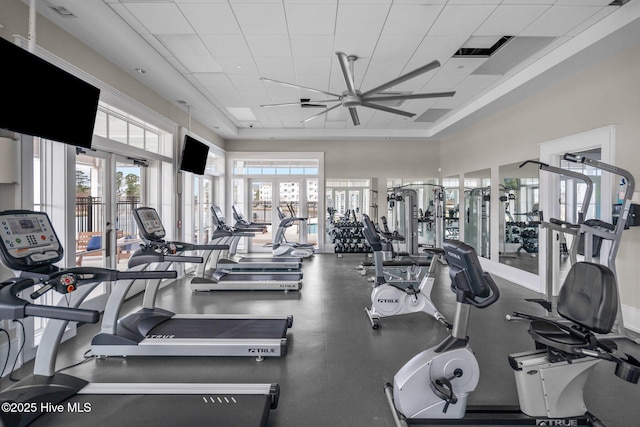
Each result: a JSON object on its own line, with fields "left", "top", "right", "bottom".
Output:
{"left": 498, "top": 161, "right": 540, "bottom": 274}
{"left": 443, "top": 176, "right": 460, "bottom": 241}
{"left": 463, "top": 169, "right": 490, "bottom": 258}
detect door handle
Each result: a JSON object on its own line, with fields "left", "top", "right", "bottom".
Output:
{"left": 105, "top": 229, "right": 112, "bottom": 257}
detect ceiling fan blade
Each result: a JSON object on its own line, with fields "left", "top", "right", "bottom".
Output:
{"left": 260, "top": 99, "right": 341, "bottom": 108}
{"left": 261, "top": 77, "right": 341, "bottom": 98}
{"left": 360, "top": 101, "right": 415, "bottom": 118}
{"left": 361, "top": 60, "right": 441, "bottom": 98}
{"left": 364, "top": 91, "right": 456, "bottom": 103}
{"left": 348, "top": 107, "right": 360, "bottom": 126}
{"left": 301, "top": 103, "right": 342, "bottom": 124}
{"left": 336, "top": 51, "right": 357, "bottom": 96}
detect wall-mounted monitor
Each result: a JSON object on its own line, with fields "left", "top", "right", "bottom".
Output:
{"left": 179, "top": 135, "right": 209, "bottom": 175}
{"left": 0, "top": 37, "right": 100, "bottom": 149}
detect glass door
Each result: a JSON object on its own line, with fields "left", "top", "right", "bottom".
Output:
{"left": 114, "top": 156, "right": 143, "bottom": 270}
{"left": 249, "top": 180, "right": 274, "bottom": 251}
{"left": 74, "top": 153, "right": 144, "bottom": 303}
{"left": 279, "top": 180, "right": 302, "bottom": 245}
{"left": 248, "top": 178, "right": 310, "bottom": 252}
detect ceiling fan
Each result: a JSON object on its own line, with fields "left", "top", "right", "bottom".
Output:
{"left": 260, "top": 51, "right": 455, "bottom": 126}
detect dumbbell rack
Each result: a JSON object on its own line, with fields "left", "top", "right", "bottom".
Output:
{"left": 329, "top": 219, "right": 371, "bottom": 257}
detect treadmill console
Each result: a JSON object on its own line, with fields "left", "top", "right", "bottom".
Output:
{"left": 211, "top": 205, "right": 226, "bottom": 225}
{"left": 0, "top": 210, "right": 63, "bottom": 270}
{"left": 132, "top": 207, "right": 166, "bottom": 241}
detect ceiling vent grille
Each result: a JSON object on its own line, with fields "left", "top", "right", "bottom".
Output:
{"left": 300, "top": 99, "right": 325, "bottom": 108}
{"left": 453, "top": 36, "right": 512, "bottom": 58}
{"left": 49, "top": 5, "right": 77, "bottom": 18}
{"left": 414, "top": 109, "right": 451, "bottom": 123}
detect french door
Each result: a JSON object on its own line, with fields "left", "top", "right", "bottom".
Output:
{"left": 247, "top": 178, "right": 317, "bottom": 252}
{"left": 75, "top": 151, "right": 144, "bottom": 305}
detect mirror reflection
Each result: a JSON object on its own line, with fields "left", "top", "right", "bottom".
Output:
{"left": 443, "top": 176, "right": 460, "bottom": 241}
{"left": 498, "top": 161, "right": 540, "bottom": 274}
{"left": 463, "top": 169, "right": 490, "bottom": 258}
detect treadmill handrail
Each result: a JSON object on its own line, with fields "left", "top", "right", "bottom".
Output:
{"left": 0, "top": 277, "right": 100, "bottom": 324}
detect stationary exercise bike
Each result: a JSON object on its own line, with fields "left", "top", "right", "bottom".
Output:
{"left": 361, "top": 214, "right": 449, "bottom": 330}
{"left": 385, "top": 240, "right": 640, "bottom": 426}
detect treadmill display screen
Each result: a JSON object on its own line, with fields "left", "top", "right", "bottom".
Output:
{"left": 212, "top": 206, "right": 225, "bottom": 223}
{"left": 134, "top": 208, "right": 166, "bottom": 240}
{"left": 0, "top": 211, "right": 62, "bottom": 269}
{"left": 8, "top": 218, "right": 43, "bottom": 234}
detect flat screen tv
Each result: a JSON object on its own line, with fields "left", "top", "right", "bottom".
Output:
{"left": 179, "top": 135, "right": 209, "bottom": 175}
{"left": 0, "top": 37, "right": 100, "bottom": 148}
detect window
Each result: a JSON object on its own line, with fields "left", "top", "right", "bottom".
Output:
{"left": 97, "top": 105, "right": 168, "bottom": 156}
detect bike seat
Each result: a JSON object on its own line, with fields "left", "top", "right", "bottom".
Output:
{"left": 528, "top": 320, "right": 593, "bottom": 354}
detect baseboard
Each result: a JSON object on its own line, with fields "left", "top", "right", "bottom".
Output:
{"left": 622, "top": 304, "right": 640, "bottom": 334}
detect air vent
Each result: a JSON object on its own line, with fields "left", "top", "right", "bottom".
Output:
{"left": 472, "top": 37, "right": 555, "bottom": 75}
{"left": 609, "top": 0, "right": 630, "bottom": 5}
{"left": 454, "top": 36, "right": 512, "bottom": 58}
{"left": 414, "top": 109, "right": 451, "bottom": 123}
{"left": 49, "top": 5, "right": 77, "bottom": 17}
{"left": 300, "top": 99, "right": 325, "bottom": 108}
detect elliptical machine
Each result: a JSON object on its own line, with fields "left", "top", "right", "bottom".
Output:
{"left": 385, "top": 240, "right": 639, "bottom": 426}
{"left": 361, "top": 214, "right": 449, "bottom": 330}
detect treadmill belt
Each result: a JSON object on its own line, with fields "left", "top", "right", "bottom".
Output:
{"left": 149, "top": 318, "right": 289, "bottom": 339}
{"left": 31, "top": 393, "right": 271, "bottom": 427}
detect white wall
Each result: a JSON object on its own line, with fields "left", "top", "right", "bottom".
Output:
{"left": 439, "top": 39, "right": 640, "bottom": 328}
{"left": 228, "top": 138, "right": 441, "bottom": 202}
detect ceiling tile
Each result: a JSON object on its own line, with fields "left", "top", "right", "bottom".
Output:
{"left": 215, "top": 56, "right": 260, "bottom": 75}
{"left": 394, "top": 0, "right": 445, "bottom": 4}
{"left": 406, "top": 35, "right": 470, "bottom": 69}
{"left": 293, "top": 57, "right": 332, "bottom": 76}
{"left": 324, "top": 121, "right": 346, "bottom": 129}
{"left": 123, "top": 3, "right": 194, "bottom": 35}
{"left": 285, "top": 3, "right": 337, "bottom": 35}
{"left": 228, "top": 73, "right": 264, "bottom": 88}
{"left": 474, "top": 5, "right": 550, "bottom": 37}
{"left": 254, "top": 57, "right": 295, "bottom": 77}
{"left": 555, "top": 0, "right": 611, "bottom": 5}
{"left": 372, "top": 35, "right": 425, "bottom": 62}
{"left": 428, "top": 4, "right": 499, "bottom": 36}
{"left": 335, "top": 4, "right": 391, "bottom": 35}
{"left": 382, "top": 4, "right": 443, "bottom": 36}
{"left": 295, "top": 75, "right": 332, "bottom": 94}
{"left": 207, "top": 87, "right": 245, "bottom": 106}
{"left": 245, "top": 34, "right": 291, "bottom": 57}
{"left": 177, "top": 3, "right": 241, "bottom": 35}
{"left": 333, "top": 35, "right": 379, "bottom": 59}
{"left": 265, "top": 85, "right": 301, "bottom": 102}
{"left": 157, "top": 35, "right": 223, "bottom": 72}
{"left": 140, "top": 33, "right": 173, "bottom": 57}
{"left": 290, "top": 35, "right": 335, "bottom": 57}
{"left": 425, "top": 57, "right": 487, "bottom": 88}
{"left": 565, "top": 7, "right": 615, "bottom": 37}
{"left": 232, "top": 3, "right": 288, "bottom": 35}
{"left": 520, "top": 6, "right": 603, "bottom": 37}
{"left": 193, "top": 72, "right": 234, "bottom": 88}
{"left": 200, "top": 34, "right": 251, "bottom": 57}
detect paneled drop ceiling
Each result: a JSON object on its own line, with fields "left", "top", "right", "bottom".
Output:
{"left": 30, "top": 0, "right": 639, "bottom": 140}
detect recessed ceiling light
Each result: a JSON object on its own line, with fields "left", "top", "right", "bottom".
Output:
{"left": 135, "top": 68, "right": 146, "bottom": 74}
{"left": 235, "top": 65, "right": 243, "bottom": 70}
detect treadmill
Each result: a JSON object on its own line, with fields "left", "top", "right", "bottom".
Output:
{"left": 191, "top": 206, "right": 303, "bottom": 292}
{"left": 92, "top": 207, "right": 293, "bottom": 358}
{"left": 205, "top": 205, "right": 302, "bottom": 270}
{"left": 0, "top": 210, "right": 278, "bottom": 427}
